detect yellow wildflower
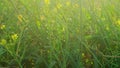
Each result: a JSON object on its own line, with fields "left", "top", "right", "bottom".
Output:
{"left": 57, "top": 3, "right": 62, "bottom": 9}
{"left": 74, "top": 4, "right": 79, "bottom": 8}
{"left": 40, "top": 15, "right": 45, "bottom": 20}
{"left": 91, "top": 61, "right": 93, "bottom": 64}
{"left": 85, "top": 59, "right": 89, "bottom": 63}
{"left": 0, "top": 39, "right": 7, "bottom": 45}
{"left": 44, "top": 0, "right": 50, "bottom": 5}
{"left": 18, "top": 14, "right": 23, "bottom": 22}
{"left": 11, "top": 34, "right": 18, "bottom": 41}
{"left": 66, "top": 1, "right": 71, "bottom": 6}
{"left": 117, "top": 20, "right": 120, "bottom": 25}
{"left": 0, "top": 25, "right": 5, "bottom": 29}
{"left": 82, "top": 53, "right": 85, "bottom": 57}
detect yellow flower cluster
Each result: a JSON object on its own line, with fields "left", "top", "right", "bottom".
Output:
{"left": 74, "top": 4, "right": 79, "bottom": 8}
{"left": 44, "top": 0, "right": 50, "bottom": 5}
{"left": 57, "top": 3, "right": 62, "bottom": 9}
{"left": 82, "top": 53, "right": 85, "bottom": 57}
{"left": 0, "top": 39, "right": 7, "bottom": 45}
{"left": 66, "top": 1, "right": 71, "bottom": 6}
{"left": 0, "top": 24, "right": 5, "bottom": 30}
{"left": 11, "top": 34, "right": 18, "bottom": 41}
{"left": 117, "top": 20, "right": 120, "bottom": 25}
{"left": 40, "top": 15, "right": 45, "bottom": 20}
{"left": 18, "top": 14, "right": 23, "bottom": 22}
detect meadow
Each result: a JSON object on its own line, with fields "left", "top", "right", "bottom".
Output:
{"left": 0, "top": 0, "right": 120, "bottom": 68}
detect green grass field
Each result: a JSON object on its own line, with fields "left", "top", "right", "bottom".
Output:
{"left": 0, "top": 0, "right": 120, "bottom": 68}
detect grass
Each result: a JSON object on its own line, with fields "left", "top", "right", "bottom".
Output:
{"left": 0, "top": 0, "right": 120, "bottom": 68}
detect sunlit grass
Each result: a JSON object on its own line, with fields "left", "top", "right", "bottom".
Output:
{"left": 0, "top": 0, "right": 120, "bottom": 68}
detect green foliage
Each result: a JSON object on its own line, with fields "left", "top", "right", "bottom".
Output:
{"left": 0, "top": 0, "right": 120, "bottom": 68}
